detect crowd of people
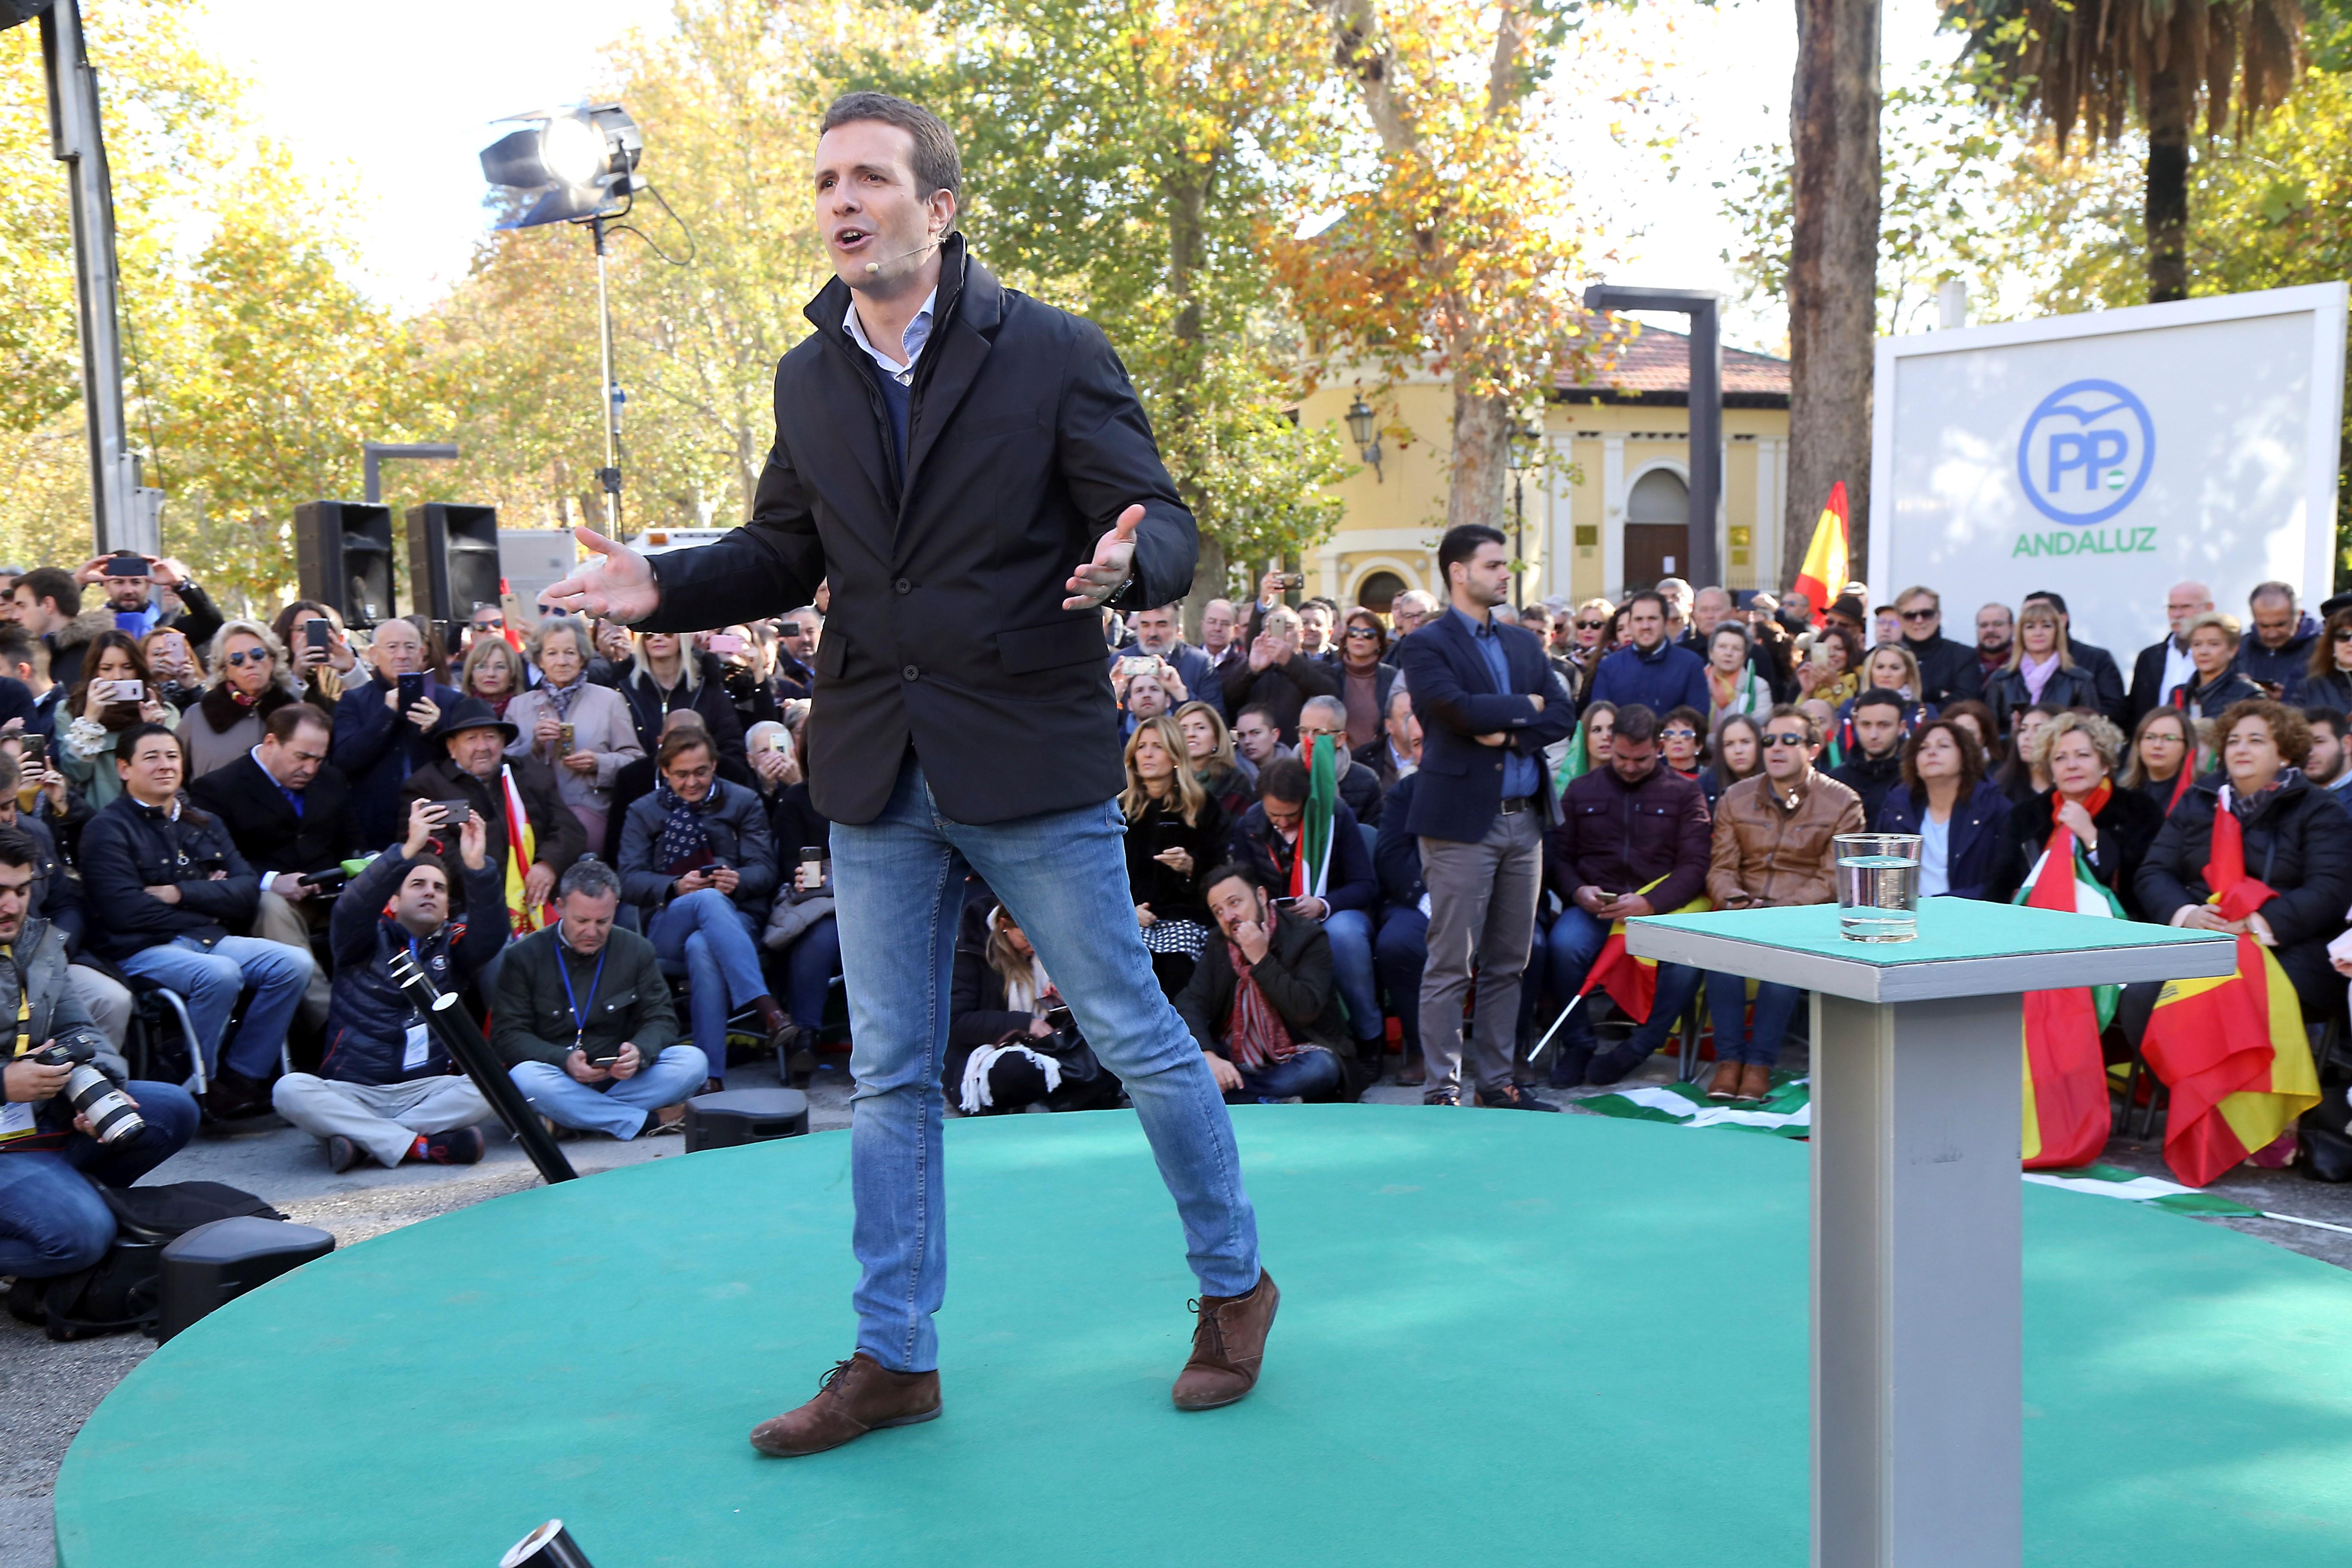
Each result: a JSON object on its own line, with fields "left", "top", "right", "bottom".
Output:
{"left": 6, "top": 532, "right": 2352, "bottom": 1289}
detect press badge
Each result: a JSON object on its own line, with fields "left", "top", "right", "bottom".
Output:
{"left": 0, "top": 1102, "right": 31, "bottom": 1140}
{"left": 403, "top": 1021, "right": 431, "bottom": 1072}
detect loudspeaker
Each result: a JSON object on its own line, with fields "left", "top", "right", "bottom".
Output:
{"left": 406, "top": 503, "right": 502, "bottom": 624}
{"left": 294, "top": 501, "right": 395, "bottom": 626}
{"left": 154, "top": 1216, "right": 336, "bottom": 1343}
{"left": 683, "top": 1088, "right": 810, "bottom": 1152}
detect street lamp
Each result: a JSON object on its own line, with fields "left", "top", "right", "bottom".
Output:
{"left": 1344, "top": 395, "right": 1383, "bottom": 482}
{"left": 481, "top": 105, "right": 645, "bottom": 535}
{"left": 1508, "top": 421, "right": 1542, "bottom": 609}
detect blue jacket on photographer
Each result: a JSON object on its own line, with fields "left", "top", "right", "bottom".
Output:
{"left": 318, "top": 827, "right": 508, "bottom": 1085}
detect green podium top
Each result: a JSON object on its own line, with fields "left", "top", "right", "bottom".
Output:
{"left": 1624, "top": 899, "right": 2236, "bottom": 1004}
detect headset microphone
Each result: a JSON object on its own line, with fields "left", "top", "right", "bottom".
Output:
{"left": 864, "top": 239, "right": 940, "bottom": 275}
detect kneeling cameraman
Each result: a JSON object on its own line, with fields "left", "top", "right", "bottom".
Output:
{"left": 0, "top": 827, "right": 198, "bottom": 1280}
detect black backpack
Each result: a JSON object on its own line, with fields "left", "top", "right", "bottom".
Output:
{"left": 6, "top": 1180, "right": 284, "bottom": 1341}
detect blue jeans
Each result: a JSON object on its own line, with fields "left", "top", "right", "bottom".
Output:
{"left": 1544, "top": 906, "right": 1701, "bottom": 1055}
{"left": 0, "top": 1081, "right": 199, "bottom": 1277}
{"left": 1705, "top": 974, "right": 1804, "bottom": 1067}
{"left": 509, "top": 1044, "right": 710, "bottom": 1139}
{"left": 1320, "top": 907, "right": 1384, "bottom": 1044}
{"left": 649, "top": 889, "right": 767, "bottom": 1081}
{"left": 1233, "top": 1045, "right": 1343, "bottom": 1102}
{"left": 120, "top": 934, "right": 315, "bottom": 1081}
{"left": 780, "top": 913, "right": 841, "bottom": 1030}
{"left": 831, "top": 761, "right": 1259, "bottom": 1374}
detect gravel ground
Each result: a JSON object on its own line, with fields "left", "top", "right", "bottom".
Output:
{"left": 9, "top": 1044, "right": 2352, "bottom": 1567}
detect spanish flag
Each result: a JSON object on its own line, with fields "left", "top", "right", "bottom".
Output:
{"left": 2138, "top": 785, "right": 2321, "bottom": 1186}
{"left": 2015, "top": 787, "right": 2121, "bottom": 1170}
{"left": 1791, "top": 483, "right": 1848, "bottom": 628}
{"left": 1579, "top": 875, "right": 1709, "bottom": 1023}
{"left": 500, "top": 765, "right": 545, "bottom": 935}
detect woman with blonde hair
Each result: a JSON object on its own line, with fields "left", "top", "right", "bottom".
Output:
{"left": 619, "top": 628, "right": 745, "bottom": 763}
{"left": 1985, "top": 600, "right": 2098, "bottom": 732}
{"left": 1122, "top": 714, "right": 1225, "bottom": 995}
{"left": 504, "top": 613, "right": 643, "bottom": 846}
{"left": 458, "top": 634, "right": 527, "bottom": 720}
{"left": 1173, "top": 700, "right": 1250, "bottom": 821}
{"left": 181, "top": 619, "right": 297, "bottom": 778}
{"left": 2171, "top": 610, "right": 2265, "bottom": 720}
{"left": 1998, "top": 710, "right": 2161, "bottom": 915}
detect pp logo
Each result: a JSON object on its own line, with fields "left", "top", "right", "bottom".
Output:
{"left": 2016, "top": 379, "right": 2154, "bottom": 527}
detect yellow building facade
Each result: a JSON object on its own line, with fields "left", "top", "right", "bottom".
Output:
{"left": 1292, "top": 323, "right": 1793, "bottom": 609}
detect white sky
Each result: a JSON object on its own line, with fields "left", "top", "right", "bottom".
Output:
{"left": 194, "top": 0, "right": 1960, "bottom": 349}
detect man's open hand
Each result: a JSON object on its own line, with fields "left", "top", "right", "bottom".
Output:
{"left": 1063, "top": 505, "right": 1141, "bottom": 611}
{"left": 541, "top": 527, "right": 662, "bottom": 624}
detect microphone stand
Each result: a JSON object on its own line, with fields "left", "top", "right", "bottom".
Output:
{"left": 389, "top": 949, "right": 576, "bottom": 1184}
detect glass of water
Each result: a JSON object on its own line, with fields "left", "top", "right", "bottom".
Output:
{"left": 1834, "top": 833, "right": 1923, "bottom": 943}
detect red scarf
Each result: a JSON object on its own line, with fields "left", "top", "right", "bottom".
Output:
{"left": 1225, "top": 917, "right": 1297, "bottom": 1070}
{"left": 2205, "top": 783, "right": 2279, "bottom": 922}
{"left": 2033, "top": 779, "right": 2112, "bottom": 901}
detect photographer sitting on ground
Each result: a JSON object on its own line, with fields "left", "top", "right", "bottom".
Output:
{"left": 491, "top": 859, "right": 702, "bottom": 1140}
{"left": 0, "top": 826, "right": 199, "bottom": 1281}
{"left": 944, "top": 901, "right": 1119, "bottom": 1115}
{"left": 271, "top": 799, "right": 508, "bottom": 1172}
{"left": 1175, "top": 861, "right": 1351, "bottom": 1103}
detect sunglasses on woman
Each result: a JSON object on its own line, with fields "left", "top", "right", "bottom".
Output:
{"left": 223, "top": 649, "right": 270, "bottom": 668}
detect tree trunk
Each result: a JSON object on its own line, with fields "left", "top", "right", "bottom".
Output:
{"left": 2144, "top": 59, "right": 2191, "bottom": 303}
{"left": 1184, "top": 532, "right": 1228, "bottom": 640}
{"left": 1449, "top": 383, "right": 1510, "bottom": 535}
{"left": 1783, "top": 0, "right": 1881, "bottom": 591}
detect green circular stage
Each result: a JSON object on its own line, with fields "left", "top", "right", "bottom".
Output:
{"left": 53, "top": 1107, "right": 2352, "bottom": 1565}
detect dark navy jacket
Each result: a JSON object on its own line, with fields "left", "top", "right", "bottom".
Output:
{"left": 1586, "top": 637, "right": 1710, "bottom": 720}
{"left": 320, "top": 846, "right": 508, "bottom": 1085}
{"left": 1395, "top": 610, "right": 1575, "bottom": 844}
{"left": 1873, "top": 778, "right": 2012, "bottom": 902}
{"left": 1228, "top": 799, "right": 1377, "bottom": 914}
{"left": 1372, "top": 772, "right": 1425, "bottom": 916}
{"left": 331, "top": 673, "right": 464, "bottom": 848}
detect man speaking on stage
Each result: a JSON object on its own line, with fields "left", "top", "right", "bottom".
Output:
{"left": 540, "top": 91, "right": 1272, "bottom": 1455}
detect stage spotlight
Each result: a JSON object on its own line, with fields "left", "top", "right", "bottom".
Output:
{"left": 480, "top": 104, "right": 642, "bottom": 230}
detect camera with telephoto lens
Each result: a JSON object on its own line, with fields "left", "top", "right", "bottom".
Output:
{"left": 29, "top": 1038, "right": 144, "bottom": 1145}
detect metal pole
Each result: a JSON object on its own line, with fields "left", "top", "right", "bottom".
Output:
{"left": 591, "top": 215, "right": 623, "bottom": 536}
{"left": 1512, "top": 468, "right": 1525, "bottom": 609}
{"left": 1582, "top": 285, "right": 1724, "bottom": 588}
{"left": 40, "top": 0, "right": 158, "bottom": 557}
{"left": 362, "top": 441, "right": 460, "bottom": 505}
{"left": 388, "top": 950, "right": 576, "bottom": 1184}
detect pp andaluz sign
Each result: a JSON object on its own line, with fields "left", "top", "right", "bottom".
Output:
{"left": 1871, "top": 284, "right": 2346, "bottom": 653}
{"left": 2010, "top": 379, "right": 2159, "bottom": 559}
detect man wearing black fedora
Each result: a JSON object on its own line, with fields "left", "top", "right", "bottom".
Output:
{"left": 400, "top": 696, "right": 585, "bottom": 950}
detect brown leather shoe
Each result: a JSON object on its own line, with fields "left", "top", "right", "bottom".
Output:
{"left": 748, "top": 1354, "right": 942, "bottom": 1457}
{"left": 1708, "top": 1062, "right": 1743, "bottom": 1101}
{"left": 1395, "top": 1054, "right": 1426, "bottom": 1086}
{"left": 1173, "top": 1271, "right": 1279, "bottom": 1411}
{"left": 1738, "top": 1063, "right": 1774, "bottom": 1103}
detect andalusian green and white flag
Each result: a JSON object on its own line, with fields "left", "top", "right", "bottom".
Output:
{"left": 1579, "top": 1075, "right": 1813, "bottom": 1138}
{"left": 1292, "top": 732, "right": 1338, "bottom": 900}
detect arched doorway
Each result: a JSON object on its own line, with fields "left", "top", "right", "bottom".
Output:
{"left": 1354, "top": 570, "right": 1406, "bottom": 615}
{"left": 1622, "top": 468, "right": 1690, "bottom": 591}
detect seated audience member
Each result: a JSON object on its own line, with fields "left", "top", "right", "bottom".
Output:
{"left": 1116, "top": 662, "right": 1185, "bottom": 735}
{"left": 140, "top": 625, "right": 202, "bottom": 713}
{"left": 493, "top": 859, "right": 701, "bottom": 1139}
{"left": 1984, "top": 599, "right": 2098, "bottom": 733}
{"left": 0, "top": 625, "right": 62, "bottom": 738}
{"left": 1371, "top": 767, "right": 1428, "bottom": 1086}
{"left": 1939, "top": 696, "right": 2002, "bottom": 770}
{"left": 2303, "top": 707, "right": 2352, "bottom": 805}
{"left": 1589, "top": 590, "right": 1710, "bottom": 715}
{"left": 503, "top": 613, "right": 643, "bottom": 848}
{"left": 1704, "top": 704, "right": 1861, "bottom": 1101}
{"left": 1698, "top": 712, "right": 1764, "bottom": 811}
{"left": 458, "top": 632, "right": 528, "bottom": 721}
{"left": 1995, "top": 702, "right": 2065, "bottom": 808}
{"left": 401, "top": 697, "right": 586, "bottom": 927}
{"left": 58, "top": 630, "right": 178, "bottom": 812}
{"left": 1828, "top": 687, "right": 1909, "bottom": 823}
{"left": 2121, "top": 706, "right": 2201, "bottom": 818}
{"left": 1874, "top": 717, "right": 2013, "bottom": 900}
{"left": 1228, "top": 702, "right": 1289, "bottom": 784}
{"left": 272, "top": 800, "right": 506, "bottom": 1171}
{"left": 1659, "top": 705, "right": 1706, "bottom": 779}
{"left": 1544, "top": 704, "right": 1709, "bottom": 1087}
{"left": 1835, "top": 643, "right": 1934, "bottom": 741}
{"left": 710, "top": 625, "right": 783, "bottom": 736}
{"left": 603, "top": 710, "right": 753, "bottom": 860}
{"left": 1792, "top": 623, "right": 1861, "bottom": 709}
{"left": 12, "top": 565, "right": 110, "bottom": 692}
{"left": 1296, "top": 696, "right": 1383, "bottom": 825}
{"left": 1175, "top": 701, "right": 1252, "bottom": 822}
{"left": 588, "top": 619, "right": 636, "bottom": 686}
{"left": 1997, "top": 711, "right": 2159, "bottom": 916}
{"left": 758, "top": 726, "right": 836, "bottom": 1087}
{"left": 2171, "top": 611, "right": 2264, "bottom": 721}
{"left": 182, "top": 621, "right": 297, "bottom": 779}
{"left": 1227, "top": 756, "right": 1384, "bottom": 1069}
{"left": 1223, "top": 604, "right": 1339, "bottom": 741}
{"left": 1175, "top": 862, "right": 1351, "bottom": 1103}
{"left": 1123, "top": 602, "right": 1221, "bottom": 721}
{"left": 619, "top": 726, "right": 793, "bottom": 1085}
{"left": 1332, "top": 608, "right": 1398, "bottom": 749}
{"left": 618, "top": 630, "right": 746, "bottom": 766}
{"left": 1355, "top": 686, "right": 1421, "bottom": 795}
{"left": 0, "top": 827, "right": 199, "bottom": 1282}
{"left": 331, "top": 615, "right": 461, "bottom": 848}
{"left": 80, "top": 724, "right": 314, "bottom": 1119}
{"left": 1703, "top": 620, "right": 1771, "bottom": 726}
{"left": 272, "top": 599, "right": 359, "bottom": 711}
{"left": 944, "top": 901, "right": 1121, "bottom": 1115}
{"left": 1561, "top": 700, "right": 1615, "bottom": 781}
{"left": 2137, "top": 700, "right": 2352, "bottom": 1024}
{"left": 2287, "top": 606, "right": 2352, "bottom": 716}
{"left": 1122, "top": 715, "right": 1226, "bottom": 996}
{"left": 772, "top": 607, "right": 823, "bottom": 700}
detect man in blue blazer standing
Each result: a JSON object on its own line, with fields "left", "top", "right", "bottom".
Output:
{"left": 1396, "top": 524, "right": 1576, "bottom": 1109}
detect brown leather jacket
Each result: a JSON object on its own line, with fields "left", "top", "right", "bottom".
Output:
{"left": 1708, "top": 769, "right": 1865, "bottom": 909}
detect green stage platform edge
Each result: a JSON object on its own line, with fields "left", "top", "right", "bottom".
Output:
{"left": 54, "top": 1107, "right": 2352, "bottom": 1566}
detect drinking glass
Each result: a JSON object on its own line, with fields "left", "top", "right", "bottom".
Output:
{"left": 1834, "top": 832, "right": 1923, "bottom": 943}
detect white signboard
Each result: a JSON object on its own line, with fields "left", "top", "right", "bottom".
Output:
{"left": 1870, "top": 283, "right": 2347, "bottom": 655}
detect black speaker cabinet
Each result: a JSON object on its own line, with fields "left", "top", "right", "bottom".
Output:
{"left": 684, "top": 1088, "right": 810, "bottom": 1152}
{"left": 155, "top": 1216, "right": 336, "bottom": 1343}
{"left": 293, "top": 501, "right": 396, "bottom": 627}
{"left": 406, "top": 502, "right": 502, "bottom": 624}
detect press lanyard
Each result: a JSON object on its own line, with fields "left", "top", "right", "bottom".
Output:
{"left": 556, "top": 942, "right": 608, "bottom": 1055}
{"left": 2, "top": 946, "right": 23, "bottom": 1058}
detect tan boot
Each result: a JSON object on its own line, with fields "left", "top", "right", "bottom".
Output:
{"left": 1738, "top": 1062, "right": 1774, "bottom": 1102}
{"left": 1173, "top": 1271, "right": 1280, "bottom": 1411}
{"left": 748, "top": 1354, "right": 942, "bottom": 1457}
{"left": 1708, "top": 1061, "right": 1744, "bottom": 1100}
